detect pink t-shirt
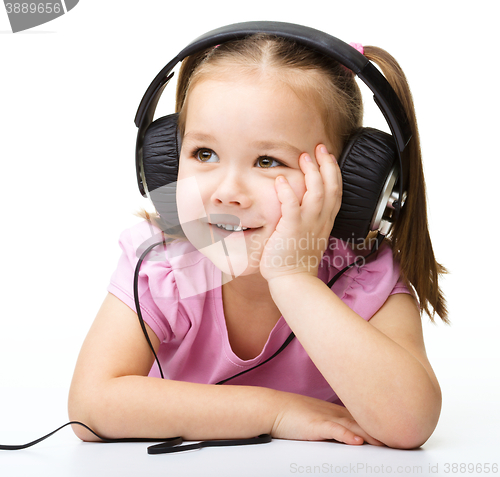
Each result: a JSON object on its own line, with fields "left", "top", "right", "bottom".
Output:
{"left": 107, "top": 220, "right": 412, "bottom": 404}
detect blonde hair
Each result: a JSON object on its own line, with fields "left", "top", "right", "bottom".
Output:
{"left": 142, "top": 33, "right": 448, "bottom": 322}
{"left": 176, "top": 34, "right": 363, "bottom": 157}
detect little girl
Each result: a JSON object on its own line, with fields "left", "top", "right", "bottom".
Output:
{"left": 68, "top": 22, "right": 447, "bottom": 450}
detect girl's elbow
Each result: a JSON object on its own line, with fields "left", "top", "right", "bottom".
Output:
{"left": 69, "top": 421, "right": 101, "bottom": 443}
{"left": 68, "top": 384, "right": 103, "bottom": 442}
{"left": 383, "top": 402, "right": 441, "bottom": 449}
{"left": 394, "top": 384, "right": 442, "bottom": 449}
{"left": 68, "top": 409, "right": 101, "bottom": 442}
{"left": 384, "top": 427, "right": 434, "bottom": 450}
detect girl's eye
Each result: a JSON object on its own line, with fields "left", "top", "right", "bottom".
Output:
{"left": 257, "top": 156, "right": 281, "bottom": 168}
{"left": 195, "top": 148, "right": 219, "bottom": 163}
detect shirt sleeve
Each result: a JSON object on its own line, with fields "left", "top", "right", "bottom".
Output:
{"left": 324, "top": 240, "right": 416, "bottom": 321}
{"left": 107, "top": 221, "right": 184, "bottom": 343}
{"left": 389, "top": 274, "right": 414, "bottom": 297}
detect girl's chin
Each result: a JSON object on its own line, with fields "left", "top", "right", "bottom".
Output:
{"left": 205, "top": 252, "right": 262, "bottom": 279}
{"left": 221, "top": 266, "right": 262, "bottom": 284}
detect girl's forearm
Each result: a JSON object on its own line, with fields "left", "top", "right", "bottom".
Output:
{"left": 268, "top": 273, "right": 441, "bottom": 448}
{"left": 69, "top": 376, "right": 280, "bottom": 442}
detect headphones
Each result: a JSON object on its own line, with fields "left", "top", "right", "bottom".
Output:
{"left": 134, "top": 21, "right": 412, "bottom": 242}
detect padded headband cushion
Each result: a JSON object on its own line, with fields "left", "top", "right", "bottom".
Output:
{"left": 331, "top": 127, "right": 397, "bottom": 241}
{"left": 142, "top": 113, "right": 180, "bottom": 194}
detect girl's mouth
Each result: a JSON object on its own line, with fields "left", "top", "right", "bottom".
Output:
{"left": 214, "top": 223, "right": 249, "bottom": 232}
{"left": 208, "top": 222, "right": 262, "bottom": 236}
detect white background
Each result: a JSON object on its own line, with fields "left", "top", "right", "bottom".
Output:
{"left": 1, "top": 0, "right": 499, "bottom": 473}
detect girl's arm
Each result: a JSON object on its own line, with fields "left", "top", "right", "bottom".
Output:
{"left": 68, "top": 293, "right": 381, "bottom": 445}
{"left": 261, "top": 146, "right": 441, "bottom": 449}
{"left": 268, "top": 275, "right": 441, "bottom": 449}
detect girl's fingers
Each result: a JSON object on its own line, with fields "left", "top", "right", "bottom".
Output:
{"left": 318, "top": 419, "right": 385, "bottom": 447}
{"left": 339, "top": 418, "right": 385, "bottom": 447}
{"left": 299, "top": 152, "right": 325, "bottom": 217}
{"left": 314, "top": 145, "right": 342, "bottom": 214}
{"left": 275, "top": 175, "right": 301, "bottom": 224}
{"left": 318, "top": 420, "right": 365, "bottom": 446}
{"left": 275, "top": 144, "right": 341, "bottom": 230}
{"left": 300, "top": 145, "right": 341, "bottom": 221}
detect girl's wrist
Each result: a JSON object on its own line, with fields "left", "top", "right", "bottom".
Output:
{"left": 255, "top": 386, "right": 289, "bottom": 435}
{"left": 267, "top": 272, "right": 321, "bottom": 293}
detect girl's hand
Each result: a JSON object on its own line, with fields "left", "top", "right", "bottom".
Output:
{"left": 260, "top": 144, "right": 342, "bottom": 282}
{"left": 271, "top": 392, "right": 384, "bottom": 446}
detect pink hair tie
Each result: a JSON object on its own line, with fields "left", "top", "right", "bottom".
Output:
{"left": 349, "top": 42, "right": 364, "bottom": 55}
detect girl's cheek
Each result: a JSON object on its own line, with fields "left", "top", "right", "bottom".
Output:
{"left": 260, "top": 185, "right": 282, "bottom": 223}
{"left": 176, "top": 175, "right": 207, "bottom": 223}
{"left": 288, "top": 177, "right": 307, "bottom": 205}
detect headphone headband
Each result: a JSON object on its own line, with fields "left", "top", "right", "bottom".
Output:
{"left": 135, "top": 21, "right": 412, "bottom": 201}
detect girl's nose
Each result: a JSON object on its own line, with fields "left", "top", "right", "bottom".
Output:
{"left": 210, "top": 172, "right": 252, "bottom": 208}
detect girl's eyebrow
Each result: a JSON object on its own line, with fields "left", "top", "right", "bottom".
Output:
{"left": 183, "top": 131, "right": 301, "bottom": 157}
{"left": 253, "top": 140, "right": 302, "bottom": 156}
{"left": 183, "top": 131, "right": 217, "bottom": 143}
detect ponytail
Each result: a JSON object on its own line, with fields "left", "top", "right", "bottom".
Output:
{"left": 363, "top": 46, "right": 448, "bottom": 323}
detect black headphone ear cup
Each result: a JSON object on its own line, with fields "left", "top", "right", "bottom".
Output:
{"left": 142, "top": 113, "right": 181, "bottom": 231}
{"left": 331, "top": 127, "right": 398, "bottom": 242}
{"left": 142, "top": 113, "right": 180, "bottom": 193}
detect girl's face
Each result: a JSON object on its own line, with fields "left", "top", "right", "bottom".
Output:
{"left": 177, "top": 73, "right": 333, "bottom": 278}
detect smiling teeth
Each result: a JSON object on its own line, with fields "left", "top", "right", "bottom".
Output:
{"left": 215, "top": 224, "right": 249, "bottom": 232}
